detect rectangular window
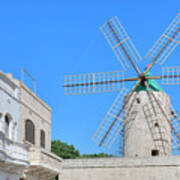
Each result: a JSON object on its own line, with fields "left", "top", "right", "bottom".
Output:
{"left": 151, "top": 149, "right": 159, "bottom": 156}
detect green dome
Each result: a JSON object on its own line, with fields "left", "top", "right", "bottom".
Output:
{"left": 135, "top": 72, "right": 163, "bottom": 92}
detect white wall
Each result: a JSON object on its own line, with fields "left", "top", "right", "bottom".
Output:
{"left": 26, "top": 174, "right": 39, "bottom": 180}
{"left": 26, "top": 174, "right": 53, "bottom": 180}
{"left": 0, "top": 171, "right": 20, "bottom": 180}
{"left": 0, "top": 73, "right": 19, "bottom": 142}
{"left": 124, "top": 91, "right": 171, "bottom": 157}
{"left": 19, "top": 83, "right": 52, "bottom": 151}
{"left": 61, "top": 157, "right": 180, "bottom": 180}
{"left": 0, "top": 73, "right": 29, "bottom": 179}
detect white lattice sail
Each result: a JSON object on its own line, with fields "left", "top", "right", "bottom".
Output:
{"left": 146, "top": 13, "right": 180, "bottom": 65}
{"left": 64, "top": 71, "right": 124, "bottom": 95}
{"left": 101, "top": 16, "right": 142, "bottom": 71}
{"left": 162, "top": 66, "right": 180, "bottom": 85}
{"left": 92, "top": 88, "right": 129, "bottom": 148}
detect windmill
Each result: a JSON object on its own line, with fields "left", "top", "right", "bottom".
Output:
{"left": 64, "top": 13, "right": 180, "bottom": 157}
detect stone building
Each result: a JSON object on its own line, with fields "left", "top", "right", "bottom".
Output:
{"left": 18, "top": 79, "right": 62, "bottom": 180}
{"left": 0, "top": 71, "right": 62, "bottom": 180}
{"left": 0, "top": 72, "right": 29, "bottom": 180}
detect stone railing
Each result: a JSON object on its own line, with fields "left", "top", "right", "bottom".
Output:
{"left": 0, "top": 131, "right": 29, "bottom": 164}
{"left": 29, "top": 147, "right": 62, "bottom": 176}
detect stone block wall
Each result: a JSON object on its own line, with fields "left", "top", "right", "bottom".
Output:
{"left": 124, "top": 91, "right": 171, "bottom": 157}
{"left": 60, "top": 156, "right": 180, "bottom": 180}
{"left": 19, "top": 82, "right": 52, "bottom": 151}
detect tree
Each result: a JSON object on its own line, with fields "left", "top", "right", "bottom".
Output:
{"left": 51, "top": 175, "right": 58, "bottom": 180}
{"left": 51, "top": 140, "right": 80, "bottom": 159}
{"left": 51, "top": 140, "right": 113, "bottom": 159}
{"left": 79, "top": 153, "right": 113, "bottom": 158}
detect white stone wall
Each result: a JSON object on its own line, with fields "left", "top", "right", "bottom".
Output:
{"left": 0, "top": 72, "right": 29, "bottom": 180}
{"left": 26, "top": 174, "right": 41, "bottom": 180}
{"left": 16, "top": 79, "right": 62, "bottom": 179}
{"left": 28, "top": 146, "right": 63, "bottom": 177}
{"left": 0, "top": 71, "right": 62, "bottom": 180}
{"left": 0, "top": 73, "right": 19, "bottom": 141}
{"left": 0, "top": 171, "right": 20, "bottom": 180}
{"left": 123, "top": 91, "right": 171, "bottom": 157}
{"left": 61, "top": 157, "right": 180, "bottom": 180}
{"left": 19, "top": 83, "right": 52, "bottom": 151}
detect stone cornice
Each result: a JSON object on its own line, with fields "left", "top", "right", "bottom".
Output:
{"left": 63, "top": 156, "right": 180, "bottom": 169}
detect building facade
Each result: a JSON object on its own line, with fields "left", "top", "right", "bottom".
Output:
{"left": 0, "top": 72, "right": 29, "bottom": 180}
{"left": 18, "top": 81, "right": 63, "bottom": 180}
{"left": 0, "top": 71, "right": 62, "bottom": 180}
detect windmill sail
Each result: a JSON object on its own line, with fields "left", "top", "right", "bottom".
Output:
{"left": 162, "top": 66, "right": 180, "bottom": 85}
{"left": 146, "top": 13, "right": 180, "bottom": 66}
{"left": 101, "top": 16, "right": 142, "bottom": 71}
{"left": 92, "top": 88, "right": 129, "bottom": 148}
{"left": 64, "top": 71, "right": 124, "bottom": 95}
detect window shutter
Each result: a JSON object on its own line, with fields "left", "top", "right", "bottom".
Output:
{"left": 25, "top": 120, "right": 35, "bottom": 144}
{"left": 40, "top": 130, "right": 45, "bottom": 148}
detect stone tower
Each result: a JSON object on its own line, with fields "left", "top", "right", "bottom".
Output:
{"left": 123, "top": 81, "right": 171, "bottom": 158}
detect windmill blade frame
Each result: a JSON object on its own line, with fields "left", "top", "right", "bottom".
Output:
{"left": 143, "top": 65, "right": 180, "bottom": 87}
{"left": 161, "top": 66, "right": 180, "bottom": 85}
{"left": 93, "top": 80, "right": 141, "bottom": 147}
{"left": 64, "top": 70, "right": 125, "bottom": 95}
{"left": 101, "top": 16, "right": 142, "bottom": 73}
{"left": 144, "top": 13, "right": 180, "bottom": 74}
{"left": 92, "top": 88, "right": 129, "bottom": 148}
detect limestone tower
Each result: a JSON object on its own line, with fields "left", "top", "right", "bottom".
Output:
{"left": 123, "top": 76, "right": 171, "bottom": 157}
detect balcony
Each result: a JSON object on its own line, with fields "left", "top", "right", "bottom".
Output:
{"left": 0, "top": 131, "right": 29, "bottom": 173}
{"left": 27, "top": 147, "right": 63, "bottom": 179}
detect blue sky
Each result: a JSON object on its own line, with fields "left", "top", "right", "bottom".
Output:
{"left": 0, "top": 0, "right": 179, "bottom": 154}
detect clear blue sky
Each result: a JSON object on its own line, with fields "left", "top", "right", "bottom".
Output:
{"left": 0, "top": 0, "right": 179, "bottom": 154}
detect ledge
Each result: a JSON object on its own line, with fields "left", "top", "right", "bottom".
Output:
{"left": 0, "top": 131, "right": 29, "bottom": 166}
{"left": 63, "top": 156, "right": 180, "bottom": 169}
{"left": 28, "top": 147, "right": 63, "bottom": 179}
